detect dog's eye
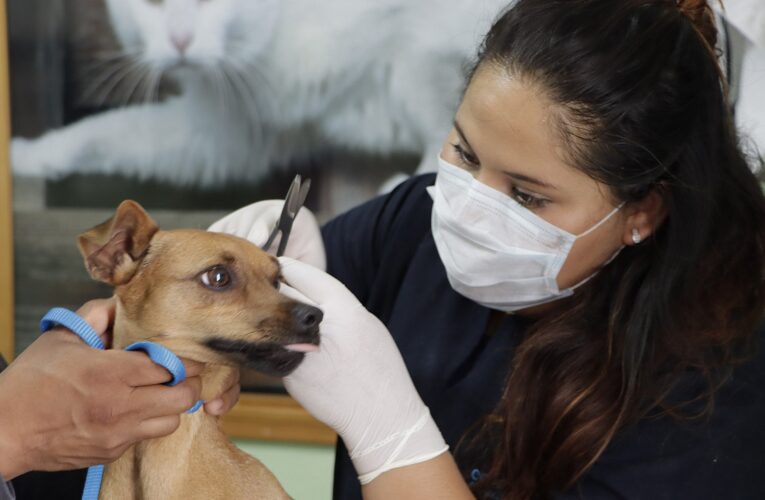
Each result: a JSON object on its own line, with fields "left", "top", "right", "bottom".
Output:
{"left": 273, "top": 279, "right": 281, "bottom": 290}
{"left": 200, "top": 266, "right": 232, "bottom": 290}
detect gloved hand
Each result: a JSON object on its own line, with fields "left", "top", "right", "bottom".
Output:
{"left": 208, "top": 200, "right": 326, "bottom": 270}
{"left": 278, "top": 258, "right": 448, "bottom": 484}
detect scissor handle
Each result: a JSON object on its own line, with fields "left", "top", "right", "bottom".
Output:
{"left": 275, "top": 232, "right": 289, "bottom": 256}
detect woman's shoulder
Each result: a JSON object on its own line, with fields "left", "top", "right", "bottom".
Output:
{"left": 322, "top": 173, "right": 437, "bottom": 301}
{"left": 323, "top": 172, "right": 436, "bottom": 251}
{"left": 571, "top": 325, "right": 765, "bottom": 499}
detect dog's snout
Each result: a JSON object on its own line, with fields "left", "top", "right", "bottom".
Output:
{"left": 292, "top": 303, "right": 323, "bottom": 331}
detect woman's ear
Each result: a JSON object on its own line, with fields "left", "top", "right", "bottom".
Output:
{"left": 622, "top": 187, "right": 668, "bottom": 245}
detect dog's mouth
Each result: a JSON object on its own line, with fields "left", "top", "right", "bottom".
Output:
{"left": 204, "top": 332, "right": 320, "bottom": 377}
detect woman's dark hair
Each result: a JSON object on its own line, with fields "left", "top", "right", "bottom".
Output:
{"left": 462, "top": 0, "right": 765, "bottom": 498}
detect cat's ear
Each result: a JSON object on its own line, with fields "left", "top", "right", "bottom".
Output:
{"left": 78, "top": 200, "right": 159, "bottom": 285}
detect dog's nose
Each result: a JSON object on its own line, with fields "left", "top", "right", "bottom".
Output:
{"left": 292, "top": 303, "right": 323, "bottom": 331}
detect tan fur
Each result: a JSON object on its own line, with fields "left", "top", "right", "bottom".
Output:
{"left": 78, "top": 200, "right": 320, "bottom": 499}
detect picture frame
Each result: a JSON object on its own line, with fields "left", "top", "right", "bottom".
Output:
{"left": 1, "top": 0, "right": 14, "bottom": 364}
{"left": 3, "top": 0, "right": 335, "bottom": 445}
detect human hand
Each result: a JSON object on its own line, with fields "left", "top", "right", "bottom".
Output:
{"left": 0, "top": 299, "right": 203, "bottom": 480}
{"left": 278, "top": 258, "right": 448, "bottom": 484}
{"left": 77, "top": 298, "right": 239, "bottom": 417}
{"left": 208, "top": 200, "right": 326, "bottom": 270}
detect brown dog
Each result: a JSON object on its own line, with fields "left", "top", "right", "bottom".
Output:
{"left": 77, "top": 200, "right": 322, "bottom": 499}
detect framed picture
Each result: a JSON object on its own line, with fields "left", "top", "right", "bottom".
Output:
{"left": 4, "top": 0, "right": 371, "bottom": 446}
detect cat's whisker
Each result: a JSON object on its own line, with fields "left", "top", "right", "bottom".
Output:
{"left": 219, "top": 66, "right": 237, "bottom": 113}
{"left": 220, "top": 60, "right": 260, "bottom": 117}
{"left": 209, "top": 62, "right": 239, "bottom": 116}
{"left": 121, "top": 62, "right": 153, "bottom": 106}
{"left": 142, "top": 66, "right": 164, "bottom": 105}
{"left": 220, "top": 57, "right": 259, "bottom": 102}
{"left": 80, "top": 51, "right": 144, "bottom": 81}
{"left": 226, "top": 53, "right": 276, "bottom": 100}
{"left": 80, "top": 58, "right": 138, "bottom": 108}
{"left": 95, "top": 59, "right": 143, "bottom": 108}
{"left": 202, "top": 65, "right": 229, "bottom": 114}
{"left": 86, "top": 51, "right": 140, "bottom": 67}
{"left": 218, "top": 60, "right": 266, "bottom": 146}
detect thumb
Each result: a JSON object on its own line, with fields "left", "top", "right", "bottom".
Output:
{"left": 244, "top": 219, "right": 277, "bottom": 248}
{"left": 278, "top": 257, "right": 355, "bottom": 305}
{"left": 209, "top": 216, "right": 273, "bottom": 247}
{"left": 207, "top": 200, "right": 284, "bottom": 245}
{"left": 75, "top": 297, "right": 116, "bottom": 344}
{"left": 278, "top": 282, "right": 319, "bottom": 307}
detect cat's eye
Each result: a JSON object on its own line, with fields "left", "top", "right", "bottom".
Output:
{"left": 200, "top": 266, "right": 232, "bottom": 290}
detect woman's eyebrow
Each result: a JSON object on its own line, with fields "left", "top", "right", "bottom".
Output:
{"left": 502, "top": 171, "right": 557, "bottom": 190}
{"left": 453, "top": 120, "right": 557, "bottom": 191}
{"left": 453, "top": 121, "right": 475, "bottom": 153}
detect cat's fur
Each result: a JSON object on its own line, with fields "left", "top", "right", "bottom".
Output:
{"left": 12, "top": 0, "right": 510, "bottom": 186}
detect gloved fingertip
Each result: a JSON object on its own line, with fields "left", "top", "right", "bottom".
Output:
{"left": 277, "top": 256, "right": 297, "bottom": 266}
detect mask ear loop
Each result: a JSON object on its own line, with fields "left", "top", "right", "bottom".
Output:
{"left": 568, "top": 243, "right": 625, "bottom": 291}
{"left": 575, "top": 202, "right": 626, "bottom": 239}
{"left": 565, "top": 202, "right": 627, "bottom": 292}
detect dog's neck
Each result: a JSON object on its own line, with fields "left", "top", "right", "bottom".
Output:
{"left": 105, "top": 306, "right": 239, "bottom": 497}
{"left": 112, "top": 306, "right": 235, "bottom": 402}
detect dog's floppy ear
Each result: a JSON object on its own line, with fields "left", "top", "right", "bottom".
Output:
{"left": 77, "top": 200, "right": 159, "bottom": 285}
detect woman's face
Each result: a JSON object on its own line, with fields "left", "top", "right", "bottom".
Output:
{"left": 440, "top": 64, "right": 631, "bottom": 292}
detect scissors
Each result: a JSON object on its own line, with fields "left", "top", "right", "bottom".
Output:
{"left": 262, "top": 174, "right": 311, "bottom": 256}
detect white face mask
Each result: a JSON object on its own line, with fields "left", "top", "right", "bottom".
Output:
{"left": 427, "top": 157, "right": 624, "bottom": 313}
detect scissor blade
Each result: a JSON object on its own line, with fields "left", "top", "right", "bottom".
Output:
{"left": 284, "top": 176, "right": 301, "bottom": 215}
{"left": 276, "top": 176, "right": 311, "bottom": 256}
{"left": 262, "top": 175, "right": 301, "bottom": 252}
{"left": 296, "top": 178, "right": 311, "bottom": 207}
{"left": 285, "top": 175, "right": 304, "bottom": 217}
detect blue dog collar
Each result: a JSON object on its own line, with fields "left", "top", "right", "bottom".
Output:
{"left": 40, "top": 308, "right": 106, "bottom": 350}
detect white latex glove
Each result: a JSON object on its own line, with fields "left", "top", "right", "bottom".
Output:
{"left": 208, "top": 200, "right": 327, "bottom": 270}
{"left": 278, "top": 257, "right": 448, "bottom": 484}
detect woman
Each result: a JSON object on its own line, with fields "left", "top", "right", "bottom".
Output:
{"left": 212, "top": 0, "right": 765, "bottom": 498}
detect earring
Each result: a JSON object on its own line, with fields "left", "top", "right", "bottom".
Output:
{"left": 632, "top": 228, "right": 642, "bottom": 245}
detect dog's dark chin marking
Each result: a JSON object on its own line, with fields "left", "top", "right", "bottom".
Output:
{"left": 204, "top": 337, "right": 306, "bottom": 376}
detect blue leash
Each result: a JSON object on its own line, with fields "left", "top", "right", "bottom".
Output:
{"left": 40, "top": 307, "right": 204, "bottom": 500}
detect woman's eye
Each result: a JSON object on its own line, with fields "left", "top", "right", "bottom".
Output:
{"left": 451, "top": 143, "right": 479, "bottom": 167}
{"left": 200, "top": 266, "right": 232, "bottom": 290}
{"left": 511, "top": 187, "right": 547, "bottom": 209}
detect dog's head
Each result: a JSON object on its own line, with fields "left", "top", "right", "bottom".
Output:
{"left": 77, "top": 200, "right": 321, "bottom": 377}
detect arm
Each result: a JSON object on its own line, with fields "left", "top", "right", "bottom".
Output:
{"left": 362, "top": 453, "right": 474, "bottom": 500}
{"left": 0, "top": 298, "right": 239, "bottom": 480}
{"left": 279, "top": 258, "right": 472, "bottom": 495}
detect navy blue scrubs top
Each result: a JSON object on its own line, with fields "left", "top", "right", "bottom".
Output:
{"left": 323, "top": 174, "right": 765, "bottom": 499}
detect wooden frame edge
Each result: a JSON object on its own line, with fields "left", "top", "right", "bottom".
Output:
{"left": 222, "top": 392, "right": 336, "bottom": 446}
{"left": 0, "top": 0, "right": 15, "bottom": 362}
